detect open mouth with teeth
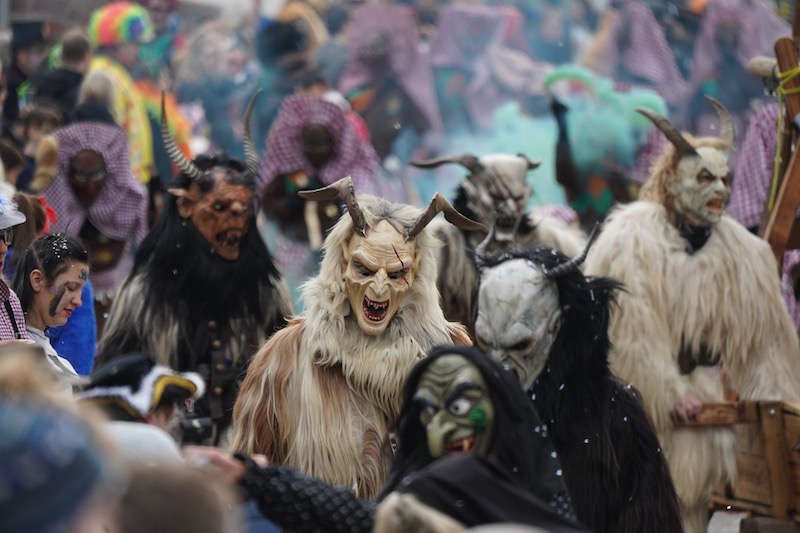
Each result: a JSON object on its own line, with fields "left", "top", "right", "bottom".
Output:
{"left": 705, "top": 197, "right": 724, "bottom": 216}
{"left": 362, "top": 296, "right": 389, "bottom": 322}
{"left": 496, "top": 215, "right": 516, "bottom": 231}
{"left": 216, "top": 229, "right": 243, "bottom": 248}
{"left": 444, "top": 435, "right": 476, "bottom": 454}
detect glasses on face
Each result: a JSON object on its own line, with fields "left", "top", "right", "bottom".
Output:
{"left": 0, "top": 228, "right": 13, "bottom": 246}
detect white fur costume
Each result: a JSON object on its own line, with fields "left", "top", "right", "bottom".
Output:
{"left": 585, "top": 201, "right": 800, "bottom": 532}
{"left": 231, "top": 195, "right": 469, "bottom": 499}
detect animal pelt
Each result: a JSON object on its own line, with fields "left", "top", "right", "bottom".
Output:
{"left": 231, "top": 195, "right": 470, "bottom": 499}
{"left": 433, "top": 198, "right": 586, "bottom": 329}
{"left": 477, "top": 246, "right": 683, "bottom": 533}
{"left": 584, "top": 201, "right": 800, "bottom": 532}
{"left": 96, "top": 184, "right": 292, "bottom": 371}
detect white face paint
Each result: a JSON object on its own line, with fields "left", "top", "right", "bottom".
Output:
{"left": 474, "top": 259, "right": 561, "bottom": 391}
{"left": 667, "top": 146, "right": 731, "bottom": 226}
{"left": 463, "top": 155, "right": 532, "bottom": 246}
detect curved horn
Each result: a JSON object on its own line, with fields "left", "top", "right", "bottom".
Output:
{"left": 405, "top": 193, "right": 485, "bottom": 241}
{"left": 704, "top": 95, "right": 734, "bottom": 148}
{"left": 298, "top": 176, "right": 368, "bottom": 237}
{"left": 516, "top": 153, "right": 541, "bottom": 171}
{"left": 411, "top": 154, "right": 483, "bottom": 175}
{"left": 242, "top": 89, "right": 262, "bottom": 177}
{"left": 545, "top": 223, "right": 600, "bottom": 279}
{"left": 161, "top": 92, "right": 203, "bottom": 180}
{"left": 636, "top": 107, "right": 697, "bottom": 158}
{"left": 473, "top": 218, "right": 497, "bottom": 263}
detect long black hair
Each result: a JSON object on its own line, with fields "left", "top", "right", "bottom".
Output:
{"left": 381, "top": 344, "right": 568, "bottom": 508}
{"left": 474, "top": 246, "right": 684, "bottom": 532}
{"left": 129, "top": 154, "right": 280, "bottom": 327}
{"left": 13, "top": 233, "right": 88, "bottom": 313}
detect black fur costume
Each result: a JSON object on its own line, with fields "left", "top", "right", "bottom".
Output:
{"left": 475, "top": 246, "right": 684, "bottom": 533}
{"left": 96, "top": 154, "right": 291, "bottom": 435}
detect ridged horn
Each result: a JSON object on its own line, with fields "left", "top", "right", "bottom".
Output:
{"left": 636, "top": 107, "right": 697, "bottom": 158}
{"left": 242, "top": 89, "right": 262, "bottom": 177}
{"left": 405, "top": 193, "right": 485, "bottom": 241}
{"left": 161, "top": 92, "right": 203, "bottom": 180}
{"left": 544, "top": 223, "right": 600, "bottom": 279}
{"left": 704, "top": 95, "right": 734, "bottom": 148}
{"left": 298, "top": 176, "right": 368, "bottom": 237}
{"left": 411, "top": 153, "right": 483, "bottom": 175}
{"left": 474, "top": 218, "right": 497, "bottom": 261}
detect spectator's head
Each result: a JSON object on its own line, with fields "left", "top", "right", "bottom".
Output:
{"left": 0, "top": 139, "right": 25, "bottom": 185}
{"left": 13, "top": 234, "right": 89, "bottom": 330}
{"left": 256, "top": 20, "right": 308, "bottom": 68}
{"left": 0, "top": 187, "right": 27, "bottom": 271}
{"left": 323, "top": 4, "right": 349, "bottom": 36}
{"left": 88, "top": 2, "right": 154, "bottom": 69}
{"left": 10, "top": 21, "right": 48, "bottom": 76}
{"left": 75, "top": 70, "right": 116, "bottom": 124}
{"left": 10, "top": 193, "right": 50, "bottom": 254}
{"left": 116, "top": 465, "right": 241, "bottom": 533}
{"left": 140, "top": 0, "right": 180, "bottom": 33}
{"left": 61, "top": 28, "right": 93, "bottom": 73}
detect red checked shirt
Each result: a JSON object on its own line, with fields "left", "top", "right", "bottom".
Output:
{"left": 0, "top": 280, "right": 28, "bottom": 341}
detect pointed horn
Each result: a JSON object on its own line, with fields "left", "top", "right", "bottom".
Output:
{"left": 636, "top": 107, "right": 697, "bottom": 157}
{"left": 243, "top": 89, "right": 262, "bottom": 177}
{"left": 474, "top": 218, "right": 497, "bottom": 261}
{"left": 516, "top": 153, "right": 541, "bottom": 171}
{"left": 411, "top": 153, "right": 483, "bottom": 175}
{"left": 545, "top": 223, "right": 600, "bottom": 279}
{"left": 704, "top": 95, "right": 734, "bottom": 148}
{"left": 298, "top": 176, "right": 368, "bottom": 237}
{"left": 161, "top": 92, "right": 203, "bottom": 180}
{"left": 405, "top": 193, "right": 485, "bottom": 241}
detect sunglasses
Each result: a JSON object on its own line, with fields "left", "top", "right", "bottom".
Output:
{"left": 0, "top": 228, "right": 13, "bottom": 246}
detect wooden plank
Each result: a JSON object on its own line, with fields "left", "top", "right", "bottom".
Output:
{"left": 761, "top": 403, "right": 793, "bottom": 519}
{"left": 762, "top": 38, "right": 800, "bottom": 265}
{"left": 713, "top": 494, "right": 774, "bottom": 517}
{"left": 732, "top": 452, "right": 774, "bottom": 506}
{"left": 675, "top": 402, "right": 760, "bottom": 427}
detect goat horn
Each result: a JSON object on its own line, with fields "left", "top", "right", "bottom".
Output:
{"left": 516, "top": 153, "right": 541, "bottom": 171}
{"left": 405, "top": 193, "right": 485, "bottom": 241}
{"left": 411, "top": 154, "right": 483, "bottom": 175}
{"left": 161, "top": 92, "right": 203, "bottom": 180}
{"left": 636, "top": 107, "right": 697, "bottom": 158}
{"left": 474, "top": 218, "right": 497, "bottom": 262}
{"left": 298, "top": 176, "right": 368, "bottom": 237}
{"left": 242, "top": 89, "right": 262, "bottom": 177}
{"left": 704, "top": 96, "right": 734, "bottom": 148}
{"left": 545, "top": 223, "right": 600, "bottom": 279}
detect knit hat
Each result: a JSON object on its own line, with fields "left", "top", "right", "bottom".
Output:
{"left": 0, "top": 400, "right": 108, "bottom": 533}
{"left": 88, "top": 2, "right": 154, "bottom": 48}
{"left": 0, "top": 187, "right": 26, "bottom": 230}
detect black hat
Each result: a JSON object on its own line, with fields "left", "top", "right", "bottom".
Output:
{"left": 79, "top": 354, "right": 205, "bottom": 420}
{"left": 11, "top": 21, "right": 46, "bottom": 51}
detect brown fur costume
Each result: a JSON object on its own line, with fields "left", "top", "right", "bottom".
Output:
{"left": 232, "top": 195, "right": 470, "bottom": 498}
{"left": 585, "top": 134, "right": 800, "bottom": 533}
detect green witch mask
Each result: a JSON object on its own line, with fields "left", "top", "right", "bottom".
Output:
{"left": 413, "top": 354, "right": 495, "bottom": 458}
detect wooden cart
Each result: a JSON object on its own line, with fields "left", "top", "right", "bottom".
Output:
{"left": 679, "top": 402, "right": 800, "bottom": 532}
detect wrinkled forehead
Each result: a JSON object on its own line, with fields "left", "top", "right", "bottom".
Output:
{"left": 475, "top": 158, "right": 531, "bottom": 198}
{"left": 478, "top": 259, "right": 554, "bottom": 321}
{"left": 676, "top": 146, "right": 729, "bottom": 177}
{"left": 418, "top": 354, "right": 486, "bottom": 399}
{"left": 346, "top": 219, "right": 416, "bottom": 265}
{"left": 193, "top": 178, "right": 254, "bottom": 203}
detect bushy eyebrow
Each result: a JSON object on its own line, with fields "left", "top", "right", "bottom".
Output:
{"left": 445, "top": 382, "right": 482, "bottom": 405}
